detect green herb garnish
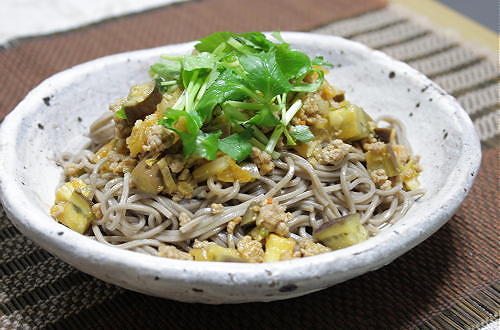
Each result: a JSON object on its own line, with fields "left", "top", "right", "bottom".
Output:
{"left": 115, "top": 107, "right": 127, "bottom": 119}
{"left": 149, "top": 32, "right": 332, "bottom": 161}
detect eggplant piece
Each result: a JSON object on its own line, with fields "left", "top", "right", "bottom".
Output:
{"left": 131, "top": 159, "right": 163, "bottom": 195}
{"left": 190, "top": 245, "right": 244, "bottom": 262}
{"left": 327, "top": 103, "right": 373, "bottom": 141}
{"left": 55, "top": 179, "right": 93, "bottom": 202}
{"left": 313, "top": 214, "right": 368, "bottom": 250}
{"left": 374, "top": 127, "right": 396, "bottom": 144}
{"left": 365, "top": 143, "right": 400, "bottom": 177}
{"left": 400, "top": 160, "right": 421, "bottom": 191}
{"left": 51, "top": 192, "right": 94, "bottom": 234}
{"left": 263, "top": 234, "right": 296, "bottom": 262}
{"left": 122, "top": 82, "right": 162, "bottom": 125}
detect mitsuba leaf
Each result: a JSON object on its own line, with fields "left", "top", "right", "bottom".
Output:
{"left": 181, "top": 52, "right": 216, "bottom": 88}
{"left": 195, "top": 69, "right": 249, "bottom": 122}
{"left": 159, "top": 109, "right": 203, "bottom": 157}
{"left": 234, "top": 32, "right": 275, "bottom": 52}
{"left": 218, "top": 131, "right": 253, "bottom": 161}
{"left": 290, "top": 125, "right": 315, "bottom": 142}
{"left": 195, "top": 32, "right": 233, "bottom": 53}
{"left": 150, "top": 61, "right": 181, "bottom": 80}
{"left": 312, "top": 56, "right": 333, "bottom": 67}
{"left": 270, "top": 31, "right": 286, "bottom": 44}
{"left": 291, "top": 68, "right": 325, "bottom": 93}
{"left": 182, "top": 52, "right": 216, "bottom": 72}
{"left": 194, "top": 131, "right": 221, "bottom": 160}
{"left": 238, "top": 50, "right": 291, "bottom": 100}
{"left": 246, "top": 108, "right": 281, "bottom": 127}
{"left": 275, "top": 45, "right": 311, "bottom": 79}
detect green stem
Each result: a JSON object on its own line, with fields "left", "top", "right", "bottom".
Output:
{"left": 160, "top": 80, "right": 178, "bottom": 86}
{"left": 265, "top": 126, "right": 283, "bottom": 155}
{"left": 283, "top": 99, "right": 303, "bottom": 126}
{"left": 227, "top": 37, "right": 252, "bottom": 55}
{"left": 184, "top": 71, "right": 200, "bottom": 111}
{"left": 172, "top": 89, "right": 186, "bottom": 110}
{"left": 282, "top": 126, "right": 296, "bottom": 146}
{"left": 249, "top": 126, "right": 269, "bottom": 144}
{"left": 250, "top": 138, "right": 280, "bottom": 159}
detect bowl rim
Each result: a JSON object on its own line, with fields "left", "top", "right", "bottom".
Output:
{"left": 0, "top": 32, "right": 481, "bottom": 290}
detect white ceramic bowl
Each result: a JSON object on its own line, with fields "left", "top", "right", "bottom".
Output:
{"left": 0, "top": 32, "right": 481, "bottom": 303}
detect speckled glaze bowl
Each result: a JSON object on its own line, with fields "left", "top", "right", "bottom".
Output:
{"left": 0, "top": 32, "right": 481, "bottom": 303}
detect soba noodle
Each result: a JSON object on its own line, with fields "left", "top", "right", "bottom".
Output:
{"left": 56, "top": 112, "right": 424, "bottom": 257}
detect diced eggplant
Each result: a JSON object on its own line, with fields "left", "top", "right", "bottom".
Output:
{"left": 293, "top": 139, "right": 321, "bottom": 158}
{"left": 263, "top": 234, "right": 296, "bottom": 262}
{"left": 400, "top": 160, "right": 421, "bottom": 191}
{"left": 51, "top": 192, "right": 94, "bottom": 234}
{"left": 327, "top": 103, "right": 373, "bottom": 141}
{"left": 365, "top": 143, "right": 400, "bottom": 177}
{"left": 190, "top": 245, "right": 244, "bottom": 262}
{"left": 55, "top": 179, "right": 93, "bottom": 202}
{"left": 374, "top": 127, "right": 396, "bottom": 144}
{"left": 313, "top": 214, "right": 368, "bottom": 250}
{"left": 216, "top": 158, "right": 256, "bottom": 183}
{"left": 192, "top": 155, "right": 255, "bottom": 183}
{"left": 131, "top": 159, "right": 163, "bottom": 195}
{"left": 123, "top": 82, "right": 162, "bottom": 125}
{"left": 192, "top": 156, "right": 230, "bottom": 182}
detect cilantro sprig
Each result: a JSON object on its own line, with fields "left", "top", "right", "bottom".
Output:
{"left": 150, "top": 31, "right": 331, "bottom": 161}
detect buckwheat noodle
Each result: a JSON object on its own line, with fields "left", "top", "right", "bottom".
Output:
{"left": 56, "top": 113, "right": 424, "bottom": 256}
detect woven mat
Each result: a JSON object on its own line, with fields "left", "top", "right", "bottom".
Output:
{"left": 0, "top": 0, "right": 499, "bottom": 328}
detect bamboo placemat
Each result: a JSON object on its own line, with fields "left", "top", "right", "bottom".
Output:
{"left": 0, "top": 0, "right": 498, "bottom": 328}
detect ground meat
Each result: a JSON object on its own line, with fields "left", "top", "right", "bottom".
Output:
{"left": 370, "top": 169, "right": 392, "bottom": 190}
{"left": 370, "top": 169, "right": 388, "bottom": 185}
{"left": 178, "top": 212, "right": 191, "bottom": 227}
{"left": 210, "top": 203, "right": 224, "bottom": 215}
{"left": 172, "top": 181, "right": 194, "bottom": 201}
{"left": 158, "top": 245, "right": 193, "bottom": 260}
{"left": 312, "top": 139, "right": 352, "bottom": 165}
{"left": 63, "top": 163, "right": 84, "bottom": 177}
{"left": 143, "top": 124, "right": 176, "bottom": 154}
{"left": 255, "top": 200, "right": 292, "bottom": 236}
{"left": 292, "top": 91, "right": 329, "bottom": 129}
{"left": 362, "top": 135, "right": 378, "bottom": 151}
{"left": 106, "top": 152, "right": 137, "bottom": 174}
{"left": 226, "top": 217, "right": 241, "bottom": 235}
{"left": 299, "top": 239, "right": 331, "bottom": 257}
{"left": 365, "top": 141, "right": 386, "bottom": 154}
{"left": 237, "top": 236, "right": 264, "bottom": 263}
{"left": 250, "top": 147, "right": 274, "bottom": 175}
{"left": 392, "top": 144, "right": 410, "bottom": 164}
{"left": 192, "top": 239, "right": 216, "bottom": 249}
